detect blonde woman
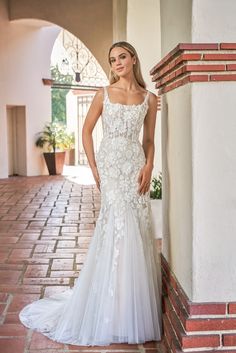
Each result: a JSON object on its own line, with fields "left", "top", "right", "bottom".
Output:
{"left": 19, "top": 41, "right": 162, "bottom": 346}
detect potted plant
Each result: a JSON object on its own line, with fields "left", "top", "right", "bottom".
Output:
{"left": 35, "top": 122, "right": 68, "bottom": 175}
{"left": 150, "top": 172, "right": 162, "bottom": 239}
{"left": 64, "top": 131, "right": 75, "bottom": 166}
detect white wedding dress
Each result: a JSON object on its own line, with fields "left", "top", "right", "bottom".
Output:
{"left": 19, "top": 86, "right": 162, "bottom": 346}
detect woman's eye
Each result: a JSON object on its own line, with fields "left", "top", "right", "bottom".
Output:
{"left": 120, "top": 55, "right": 126, "bottom": 59}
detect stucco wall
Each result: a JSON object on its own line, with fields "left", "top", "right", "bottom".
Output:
{"left": 163, "top": 85, "right": 193, "bottom": 298}
{"left": 163, "top": 81, "right": 236, "bottom": 301}
{"left": 127, "top": 0, "right": 162, "bottom": 177}
{"left": 192, "top": 83, "right": 236, "bottom": 302}
{"left": 190, "top": 0, "right": 236, "bottom": 302}
{"left": 192, "top": 0, "right": 236, "bottom": 42}
{"left": 160, "top": 0, "right": 236, "bottom": 301}
{"left": 0, "top": 0, "right": 60, "bottom": 177}
{"left": 160, "top": 0, "right": 192, "bottom": 57}
{"left": 0, "top": 0, "right": 115, "bottom": 178}
{"left": 113, "top": 0, "right": 127, "bottom": 42}
{"left": 9, "top": 0, "right": 113, "bottom": 75}
{"left": 159, "top": 0, "right": 193, "bottom": 298}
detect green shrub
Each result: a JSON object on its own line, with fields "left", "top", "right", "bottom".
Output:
{"left": 150, "top": 172, "right": 162, "bottom": 199}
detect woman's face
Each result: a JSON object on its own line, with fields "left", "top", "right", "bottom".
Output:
{"left": 109, "top": 46, "right": 136, "bottom": 77}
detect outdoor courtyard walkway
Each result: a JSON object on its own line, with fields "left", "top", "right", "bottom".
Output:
{"left": 0, "top": 170, "right": 161, "bottom": 353}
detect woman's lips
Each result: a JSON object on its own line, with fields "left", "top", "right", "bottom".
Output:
{"left": 116, "top": 67, "right": 124, "bottom": 72}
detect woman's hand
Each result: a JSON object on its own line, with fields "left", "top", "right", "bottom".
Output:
{"left": 138, "top": 164, "right": 153, "bottom": 195}
{"left": 91, "top": 166, "right": 101, "bottom": 191}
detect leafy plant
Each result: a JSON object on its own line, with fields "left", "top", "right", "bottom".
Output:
{"left": 35, "top": 122, "right": 72, "bottom": 153}
{"left": 51, "top": 65, "right": 73, "bottom": 123}
{"left": 150, "top": 172, "right": 162, "bottom": 199}
{"left": 63, "top": 131, "right": 75, "bottom": 150}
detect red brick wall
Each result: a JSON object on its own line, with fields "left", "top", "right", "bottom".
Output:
{"left": 150, "top": 43, "right": 236, "bottom": 95}
{"left": 161, "top": 255, "right": 236, "bottom": 353}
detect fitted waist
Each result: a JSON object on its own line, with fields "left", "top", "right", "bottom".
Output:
{"left": 102, "top": 132, "right": 140, "bottom": 142}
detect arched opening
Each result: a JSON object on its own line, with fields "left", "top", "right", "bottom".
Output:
{"left": 50, "top": 29, "right": 109, "bottom": 167}
{"left": 0, "top": 16, "right": 110, "bottom": 178}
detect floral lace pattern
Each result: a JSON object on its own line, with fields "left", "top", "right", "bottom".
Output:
{"left": 97, "top": 86, "right": 150, "bottom": 208}
{"left": 95, "top": 86, "right": 152, "bottom": 276}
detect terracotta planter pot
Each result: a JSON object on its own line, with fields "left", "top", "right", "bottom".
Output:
{"left": 43, "top": 152, "right": 65, "bottom": 175}
{"left": 65, "top": 148, "right": 75, "bottom": 166}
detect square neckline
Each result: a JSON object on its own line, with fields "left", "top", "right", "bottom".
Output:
{"left": 104, "top": 86, "right": 149, "bottom": 107}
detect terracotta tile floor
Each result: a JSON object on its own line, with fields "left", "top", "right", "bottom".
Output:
{"left": 0, "top": 175, "right": 162, "bottom": 353}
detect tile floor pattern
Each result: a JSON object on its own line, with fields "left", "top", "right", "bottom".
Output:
{"left": 0, "top": 176, "right": 162, "bottom": 353}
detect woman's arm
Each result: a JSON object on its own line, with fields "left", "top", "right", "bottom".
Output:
{"left": 82, "top": 88, "right": 103, "bottom": 191}
{"left": 138, "top": 92, "right": 158, "bottom": 195}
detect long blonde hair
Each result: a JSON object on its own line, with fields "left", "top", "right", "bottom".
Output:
{"left": 108, "top": 41, "right": 146, "bottom": 89}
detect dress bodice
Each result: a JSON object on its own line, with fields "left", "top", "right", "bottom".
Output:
{"left": 96, "top": 85, "right": 150, "bottom": 212}
{"left": 101, "top": 86, "right": 149, "bottom": 142}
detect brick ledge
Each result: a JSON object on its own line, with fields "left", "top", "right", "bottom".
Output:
{"left": 150, "top": 43, "right": 236, "bottom": 94}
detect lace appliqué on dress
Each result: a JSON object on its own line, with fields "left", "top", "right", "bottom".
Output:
{"left": 95, "top": 86, "right": 152, "bottom": 290}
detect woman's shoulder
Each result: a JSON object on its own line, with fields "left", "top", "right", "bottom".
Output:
{"left": 94, "top": 87, "right": 106, "bottom": 98}
{"left": 95, "top": 85, "right": 115, "bottom": 101}
{"left": 90, "top": 87, "right": 105, "bottom": 107}
{"left": 105, "top": 84, "right": 118, "bottom": 92}
{"left": 144, "top": 91, "right": 158, "bottom": 112}
{"left": 136, "top": 87, "right": 157, "bottom": 101}
{"left": 146, "top": 90, "right": 157, "bottom": 103}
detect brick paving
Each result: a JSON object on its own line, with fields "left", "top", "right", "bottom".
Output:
{"left": 0, "top": 176, "right": 161, "bottom": 353}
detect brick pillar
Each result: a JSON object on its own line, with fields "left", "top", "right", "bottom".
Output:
{"left": 150, "top": 43, "right": 236, "bottom": 353}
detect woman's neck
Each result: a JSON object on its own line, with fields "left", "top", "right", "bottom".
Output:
{"left": 114, "top": 77, "right": 139, "bottom": 92}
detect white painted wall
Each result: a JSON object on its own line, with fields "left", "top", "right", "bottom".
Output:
{"left": 127, "top": 0, "right": 162, "bottom": 178}
{"left": 163, "top": 85, "right": 193, "bottom": 298}
{"left": 160, "top": 0, "right": 192, "bottom": 56}
{"left": 159, "top": 0, "right": 193, "bottom": 298}
{"left": 192, "top": 0, "right": 236, "bottom": 42}
{"left": 0, "top": 1, "right": 60, "bottom": 178}
{"left": 7, "top": 106, "right": 27, "bottom": 176}
{"left": 189, "top": 0, "right": 236, "bottom": 301}
{"left": 162, "top": 80, "right": 236, "bottom": 302}
{"left": 160, "top": 0, "right": 236, "bottom": 302}
{"left": 192, "top": 83, "right": 236, "bottom": 302}
{"left": 66, "top": 91, "right": 79, "bottom": 165}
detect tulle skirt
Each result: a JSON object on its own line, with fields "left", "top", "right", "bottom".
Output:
{"left": 19, "top": 203, "right": 162, "bottom": 346}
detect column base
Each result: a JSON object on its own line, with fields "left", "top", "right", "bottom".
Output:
{"left": 161, "top": 255, "right": 236, "bottom": 353}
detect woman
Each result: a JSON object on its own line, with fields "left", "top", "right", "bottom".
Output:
{"left": 19, "top": 41, "right": 162, "bottom": 346}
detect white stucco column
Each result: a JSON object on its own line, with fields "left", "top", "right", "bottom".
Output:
{"left": 127, "top": 0, "right": 162, "bottom": 177}
{"left": 155, "top": 0, "right": 236, "bottom": 303}
{"left": 149, "top": 0, "right": 236, "bottom": 347}
{"left": 190, "top": 0, "right": 236, "bottom": 302}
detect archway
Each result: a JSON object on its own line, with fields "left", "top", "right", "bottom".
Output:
{"left": 8, "top": 0, "right": 114, "bottom": 75}
{"left": 0, "top": 14, "right": 111, "bottom": 178}
{"left": 50, "top": 29, "right": 109, "bottom": 166}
